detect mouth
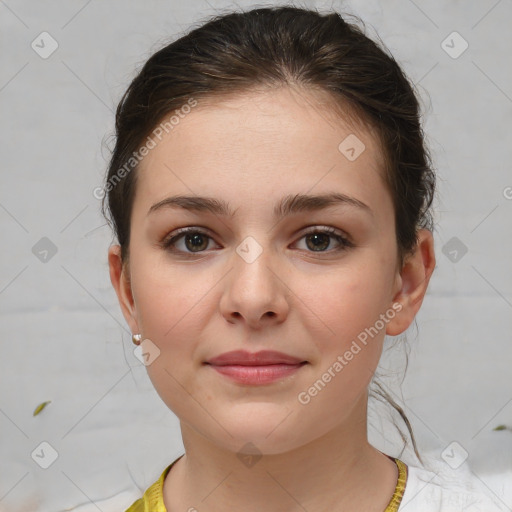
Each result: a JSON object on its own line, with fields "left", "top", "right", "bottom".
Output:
{"left": 205, "top": 349, "right": 307, "bottom": 366}
{"left": 206, "top": 363, "right": 308, "bottom": 385}
{"left": 204, "top": 350, "right": 309, "bottom": 385}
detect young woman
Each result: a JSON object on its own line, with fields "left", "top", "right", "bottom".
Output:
{"left": 103, "top": 6, "right": 507, "bottom": 511}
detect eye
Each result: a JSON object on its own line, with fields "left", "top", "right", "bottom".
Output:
{"left": 294, "top": 227, "right": 353, "bottom": 253}
{"left": 160, "top": 228, "right": 217, "bottom": 254}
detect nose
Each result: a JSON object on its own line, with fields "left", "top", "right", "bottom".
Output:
{"left": 219, "top": 241, "right": 290, "bottom": 330}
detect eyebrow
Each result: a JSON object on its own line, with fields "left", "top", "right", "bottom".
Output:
{"left": 147, "top": 192, "right": 373, "bottom": 220}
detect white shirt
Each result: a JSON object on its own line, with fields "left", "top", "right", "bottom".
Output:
{"left": 398, "top": 458, "right": 511, "bottom": 511}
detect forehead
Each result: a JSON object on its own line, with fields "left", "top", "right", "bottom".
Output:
{"left": 134, "top": 86, "right": 391, "bottom": 224}
{"left": 149, "top": 85, "right": 383, "bottom": 162}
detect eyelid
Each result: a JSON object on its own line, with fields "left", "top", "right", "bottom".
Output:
{"left": 299, "top": 225, "right": 352, "bottom": 242}
{"left": 160, "top": 226, "right": 218, "bottom": 249}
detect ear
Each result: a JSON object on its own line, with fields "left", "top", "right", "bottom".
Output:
{"left": 386, "top": 229, "right": 436, "bottom": 336}
{"left": 108, "top": 245, "right": 140, "bottom": 335}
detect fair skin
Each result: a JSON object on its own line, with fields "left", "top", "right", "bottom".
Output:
{"left": 109, "top": 86, "right": 435, "bottom": 512}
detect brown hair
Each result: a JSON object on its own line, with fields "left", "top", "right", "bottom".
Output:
{"left": 102, "top": 5, "right": 436, "bottom": 464}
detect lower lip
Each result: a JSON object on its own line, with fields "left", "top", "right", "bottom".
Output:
{"left": 207, "top": 363, "right": 307, "bottom": 385}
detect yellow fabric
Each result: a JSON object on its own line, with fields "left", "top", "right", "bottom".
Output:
{"left": 125, "top": 454, "right": 408, "bottom": 512}
{"left": 125, "top": 455, "right": 183, "bottom": 512}
{"left": 384, "top": 457, "right": 408, "bottom": 512}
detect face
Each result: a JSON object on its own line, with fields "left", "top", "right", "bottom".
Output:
{"left": 110, "top": 86, "right": 416, "bottom": 455}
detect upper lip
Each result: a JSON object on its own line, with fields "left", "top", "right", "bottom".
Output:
{"left": 205, "top": 350, "right": 307, "bottom": 366}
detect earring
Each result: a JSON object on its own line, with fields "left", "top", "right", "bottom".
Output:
{"left": 132, "top": 333, "right": 142, "bottom": 346}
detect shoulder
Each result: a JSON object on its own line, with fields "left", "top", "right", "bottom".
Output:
{"left": 124, "top": 469, "right": 169, "bottom": 512}
{"left": 124, "top": 455, "right": 184, "bottom": 512}
{"left": 398, "top": 455, "right": 509, "bottom": 512}
{"left": 125, "top": 496, "right": 144, "bottom": 512}
{"left": 124, "top": 475, "right": 167, "bottom": 512}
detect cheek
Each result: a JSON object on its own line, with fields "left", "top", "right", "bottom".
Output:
{"left": 130, "top": 252, "right": 212, "bottom": 339}
{"left": 296, "top": 265, "right": 392, "bottom": 406}
{"left": 129, "top": 255, "right": 218, "bottom": 387}
{"left": 292, "top": 273, "right": 386, "bottom": 423}
{"left": 130, "top": 260, "right": 210, "bottom": 413}
{"left": 305, "top": 266, "right": 390, "bottom": 348}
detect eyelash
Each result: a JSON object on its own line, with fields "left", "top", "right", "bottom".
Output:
{"left": 159, "top": 226, "right": 354, "bottom": 256}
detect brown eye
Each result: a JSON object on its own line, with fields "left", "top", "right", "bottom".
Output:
{"left": 305, "top": 232, "right": 330, "bottom": 251}
{"left": 183, "top": 232, "right": 210, "bottom": 252}
{"left": 161, "top": 228, "right": 216, "bottom": 254}
{"left": 295, "top": 227, "right": 353, "bottom": 253}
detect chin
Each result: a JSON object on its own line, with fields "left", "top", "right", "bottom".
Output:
{"left": 196, "top": 407, "right": 312, "bottom": 455}
{"left": 214, "top": 433, "right": 306, "bottom": 458}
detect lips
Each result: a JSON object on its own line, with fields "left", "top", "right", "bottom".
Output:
{"left": 205, "top": 349, "right": 306, "bottom": 366}
{"left": 205, "top": 350, "right": 308, "bottom": 385}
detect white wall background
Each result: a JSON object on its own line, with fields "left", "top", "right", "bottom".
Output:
{"left": 1, "top": 0, "right": 511, "bottom": 510}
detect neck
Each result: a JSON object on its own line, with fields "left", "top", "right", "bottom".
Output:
{"left": 163, "top": 394, "right": 399, "bottom": 512}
